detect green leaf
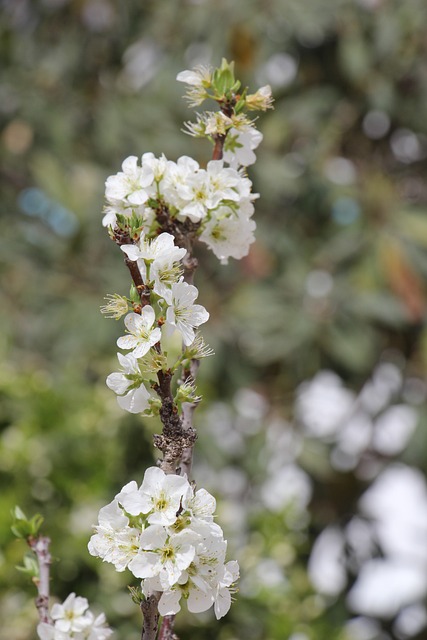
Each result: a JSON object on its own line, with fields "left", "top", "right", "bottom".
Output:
{"left": 212, "top": 59, "right": 236, "bottom": 96}
{"left": 15, "top": 553, "right": 39, "bottom": 578}
{"left": 11, "top": 506, "right": 44, "bottom": 538}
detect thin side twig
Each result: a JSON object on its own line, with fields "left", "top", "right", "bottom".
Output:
{"left": 158, "top": 615, "right": 178, "bottom": 640}
{"left": 27, "top": 535, "right": 52, "bottom": 624}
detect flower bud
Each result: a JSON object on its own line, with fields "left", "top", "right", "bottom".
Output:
{"left": 245, "top": 85, "right": 274, "bottom": 111}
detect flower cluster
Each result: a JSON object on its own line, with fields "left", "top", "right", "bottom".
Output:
{"left": 177, "top": 59, "right": 272, "bottom": 170}
{"left": 176, "top": 61, "right": 273, "bottom": 112}
{"left": 88, "top": 467, "right": 239, "bottom": 620}
{"left": 37, "top": 593, "right": 113, "bottom": 640}
{"left": 104, "top": 231, "right": 209, "bottom": 414}
{"left": 103, "top": 155, "right": 257, "bottom": 263}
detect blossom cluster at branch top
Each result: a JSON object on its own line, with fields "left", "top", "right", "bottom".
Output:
{"left": 103, "top": 154, "right": 257, "bottom": 263}
{"left": 88, "top": 467, "right": 239, "bottom": 620}
{"left": 177, "top": 59, "right": 272, "bottom": 169}
{"left": 37, "top": 593, "right": 113, "bottom": 640}
{"left": 105, "top": 231, "right": 210, "bottom": 414}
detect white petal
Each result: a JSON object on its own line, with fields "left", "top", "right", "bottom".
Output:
{"left": 117, "top": 352, "right": 139, "bottom": 373}
{"left": 115, "top": 480, "right": 138, "bottom": 501}
{"left": 124, "top": 312, "right": 143, "bottom": 333}
{"left": 192, "top": 488, "right": 216, "bottom": 517}
{"left": 188, "top": 586, "right": 214, "bottom": 613}
{"left": 177, "top": 155, "right": 200, "bottom": 171}
{"left": 189, "top": 304, "right": 209, "bottom": 326}
{"left": 174, "top": 544, "right": 196, "bottom": 571}
{"left": 177, "top": 322, "right": 195, "bottom": 347}
{"left": 142, "top": 466, "right": 166, "bottom": 493}
{"left": 158, "top": 590, "right": 182, "bottom": 616}
{"left": 120, "top": 489, "right": 149, "bottom": 516}
{"left": 122, "top": 156, "right": 139, "bottom": 174}
{"left": 141, "top": 305, "right": 156, "bottom": 329}
{"left": 128, "top": 551, "right": 161, "bottom": 579}
{"left": 37, "top": 623, "right": 55, "bottom": 640}
{"left": 121, "top": 244, "right": 141, "bottom": 261}
{"left": 139, "top": 524, "right": 168, "bottom": 550}
{"left": 106, "top": 372, "right": 129, "bottom": 395}
{"left": 117, "top": 386, "right": 150, "bottom": 414}
{"left": 214, "top": 588, "right": 231, "bottom": 619}
{"left": 176, "top": 70, "right": 200, "bottom": 85}
{"left": 97, "top": 500, "right": 129, "bottom": 528}
{"left": 132, "top": 342, "right": 151, "bottom": 358}
{"left": 128, "top": 190, "right": 149, "bottom": 205}
{"left": 105, "top": 175, "right": 127, "bottom": 200}
{"left": 116, "top": 335, "right": 138, "bottom": 350}
{"left": 224, "top": 560, "right": 240, "bottom": 584}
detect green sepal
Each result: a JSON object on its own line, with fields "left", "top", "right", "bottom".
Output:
{"left": 123, "top": 372, "right": 145, "bottom": 390}
{"left": 145, "top": 397, "right": 162, "bottom": 417}
{"left": 234, "top": 87, "right": 248, "bottom": 114}
{"left": 147, "top": 197, "right": 159, "bottom": 209}
{"left": 230, "top": 79, "right": 241, "bottom": 93}
{"left": 129, "top": 284, "right": 140, "bottom": 304}
{"left": 115, "top": 212, "right": 144, "bottom": 241}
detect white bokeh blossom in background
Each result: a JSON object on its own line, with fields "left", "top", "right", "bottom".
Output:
{"left": 37, "top": 593, "right": 113, "bottom": 640}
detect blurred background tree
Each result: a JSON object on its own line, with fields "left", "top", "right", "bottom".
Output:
{"left": 1, "top": 1, "right": 427, "bottom": 639}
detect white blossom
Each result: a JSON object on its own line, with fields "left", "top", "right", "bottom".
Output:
{"left": 88, "top": 500, "right": 140, "bottom": 571}
{"left": 245, "top": 84, "right": 274, "bottom": 111}
{"left": 51, "top": 593, "right": 91, "bottom": 633}
{"left": 105, "top": 155, "right": 154, "bottom": 207}
{"left": 148, "top": 531, "right": 236, "bottom": 618}
{"left": 176, "top": 66, "right": 212, "bottom": 106}
{"left": 129, "top": 525, "right": 199, "bottom": 587}
{"left": 213, "top": 560, "right": 240, "bottom": 619}
{"left": 205, "top": 111, "right": 233, "bottom": 136}
{"left": 89, "top": 467, "right": 240, "bottom": 620}
{"left": 223, "top": 127, "right": 263, "bottom": 167}
{"left": 166, "top": 281, "right": 209, "bottom": 346}
{"left": 37, "top": 594, "right": 113, "bottom": 640}
{"left": 116, "top": 466, "right": 190, "bottom": 526}
{"left": 199, "top": 206, "right": 256, "bottom": 263}
{"left": 206, "top": 160, "right": 241, "bottom": 201}
{"left": 117, "top": 307, "right": 161, "bottom": 357}
{"left": 188, "top": 488, "right": 217, "bottom": 523}
{"left": 162, "top": 155, "right": 200, "bottom": 210}
{"left": 141, "top": 152, "right": 168, "bottom": 183}
{"left": 175, "top": 169, "right": 211, "bottom": 222}
{"left": 176, "top": 67, "right": 212, "bottom": 88}
{"left": 121, "top": 232, "right": 186, "bottom": 270}
{"left": 106, "top": 353, "right": 151, "bottom": 414}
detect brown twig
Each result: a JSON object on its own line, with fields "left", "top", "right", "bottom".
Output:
{"left": 113, "top": 228, "right": 151, "bottom": 307}
{"left": 27, "top": 535, "right": 52, "bottom": 624}
{"left": 140, "top": 594, "right": 161, "bottom": 640}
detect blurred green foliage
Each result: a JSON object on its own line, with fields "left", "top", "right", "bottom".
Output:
{"left": 1, "top": 0, "right": 427, "bottom": 639}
